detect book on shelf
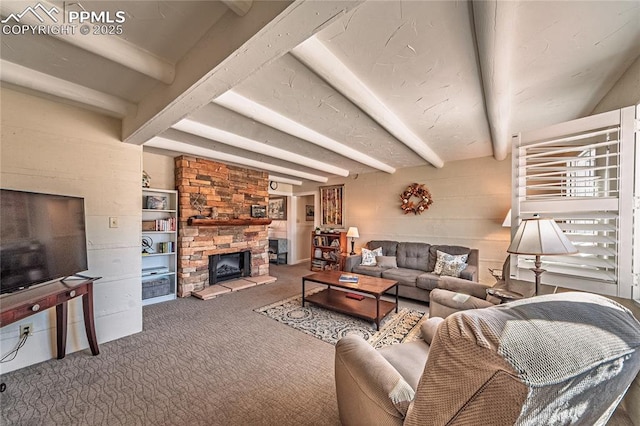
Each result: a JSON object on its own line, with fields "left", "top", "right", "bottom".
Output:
{"left": 142, "top": 217, "right": 177, "bottom": 232}
{"left": 313, "top": 236, "right": 329, "bottom": 247}
{"left": 339, "top": 274, "right": 359, "bottom": 283}
{"left": 157, "top": 241, "right": 175, "bottom": 253}
{"left": 311, "top": 259, "right": 327, "bottom": 271}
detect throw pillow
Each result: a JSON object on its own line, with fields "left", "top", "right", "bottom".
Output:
{"left": 375, "top": 255, "right": 398, "bottom": 268}
{"left": 433, "top": 250, "right": 468, "bottom": 278}
{"left": 361, "top": 247, "right": 383, "bottom": 266}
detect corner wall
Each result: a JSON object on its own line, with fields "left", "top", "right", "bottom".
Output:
{"left": 0, "top": 88, "right": 143, "bottom": 373}
{"left": 142, "top": 150, "right": 176, "bottom": 190}
{"left": 299, "top": 155, "right": 512, "bottom": 283}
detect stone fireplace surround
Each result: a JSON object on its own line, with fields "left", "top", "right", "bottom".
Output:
{"left": 175, "top": 156, "right": 270, "bottom": 297}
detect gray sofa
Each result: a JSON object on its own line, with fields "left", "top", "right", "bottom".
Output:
{"left": 343, "top": 240, "right": 478, "bottom": 303}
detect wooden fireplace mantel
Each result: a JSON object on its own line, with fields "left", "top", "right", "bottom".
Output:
{"left": 187, "top": 218, "right": 273, "bottom": 226}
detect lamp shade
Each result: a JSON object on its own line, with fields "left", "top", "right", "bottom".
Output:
{"left": 346, "top": 227, "right": 359, "bottom": 238}
{"left": 507, "top": 217, "right": 577, "bottom": 255}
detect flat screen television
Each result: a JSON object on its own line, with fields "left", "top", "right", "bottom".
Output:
{"left": 0, "top": 189, "right": 88, "bottom": 294}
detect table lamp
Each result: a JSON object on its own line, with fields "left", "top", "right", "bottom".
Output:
{"left": 507, "top": 215, "right": 577, "bottom": 295}
{"left": 346, "top": 227, "right": 359, "bottom": 255}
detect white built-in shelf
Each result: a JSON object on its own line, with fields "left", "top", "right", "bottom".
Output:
{"left": 142, "top": 188, "right": 178, "bottom": 305}
{"left": 142, "top": 271, "right": 175, "bottom": 279}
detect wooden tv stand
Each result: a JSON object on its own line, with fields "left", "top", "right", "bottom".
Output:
{"left": 0, "top": 277, "right": 100, "bottom": 359}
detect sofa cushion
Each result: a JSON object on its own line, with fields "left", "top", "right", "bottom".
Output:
{"left": 396, "top": 242, "right": 431, "bottom": 271}
{"left": 433, "top": 250, "right": 468, "bottom": 277}
{"left": 382, "top": 268, "right": 422, "bottom": 287}
{"left": 376, "top": 255, "right": 398, "bottom": 269}
{"left": 351, "top": 265, "right": 386, "bottom": 277}
{"left": 416, "top": 272, "right": 441, "bottom": 291}
{"left": 459, "top": 264, "right": 478, "bottom": 282}
{"left": 427, "top": 245, "right": 472, "bottom": 271}
{"left": 361, "top": 247, "right": 383, "bottom": 266}
{"left": 367, "top": 240, "right": 398, "bottom": 257}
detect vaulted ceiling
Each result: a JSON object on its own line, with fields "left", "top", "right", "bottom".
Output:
{"left": 2, "top": 1, "right": 639, "bottom": 185}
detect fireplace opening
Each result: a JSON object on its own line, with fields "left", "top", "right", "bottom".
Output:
{"left": 209, "top": 251, "right": 251, "bottom": 284}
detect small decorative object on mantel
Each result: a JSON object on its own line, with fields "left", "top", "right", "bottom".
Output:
{"left": 400, "top": 183, "right": 433, "bottom": 215}
{"left": 251, "top": 205, "right": 267, "bottom": 218}
{"left": 190, "top": 193, "right": 207, "bottom": 219}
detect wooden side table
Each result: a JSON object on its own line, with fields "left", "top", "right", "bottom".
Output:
{"left": 0, "top": 277, "right": 101, "bottom": 359}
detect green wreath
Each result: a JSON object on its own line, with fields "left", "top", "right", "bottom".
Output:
{"left": 400, "top": 183, "right": 433, "bottom": 215}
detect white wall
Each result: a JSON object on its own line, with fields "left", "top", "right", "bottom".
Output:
{"left": 142, "top": 150, "right": 176, "bottom": 190}
{"left": 267, "top": 185, "right": 293, "bottom": 241}
{"left": 294, "top": 194, "right": 315, "bottom": 263}
{"left": 298, "top": 155, "right": 512, "bottom": 284}
{"left": 0, "top": 88, "right": 143, "bottom": 373}
{"left": 591, "top": 55, "right": 640, "bottom": 115}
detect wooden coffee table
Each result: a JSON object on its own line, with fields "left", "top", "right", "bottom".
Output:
{"left": 302, "top": 270, "right": 398, "bottom": 330}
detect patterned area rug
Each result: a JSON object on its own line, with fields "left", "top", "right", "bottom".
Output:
{"left": 255, "top": 290, "right": 428, "bottom": 348}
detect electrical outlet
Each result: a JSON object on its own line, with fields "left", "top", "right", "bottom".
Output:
{"left": 109, "top": 216, "right": 118, "bottom": 228}
{"left": 20, "top": 323, "right": 33, "bottom": 336}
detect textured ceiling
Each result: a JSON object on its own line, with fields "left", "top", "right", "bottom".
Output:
{"left": 1, "top": 0, "right": 639, "bottom": 185}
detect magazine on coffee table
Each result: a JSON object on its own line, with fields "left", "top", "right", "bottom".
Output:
{"left": 339, "top": 274, "right": 359, "bottom": 283}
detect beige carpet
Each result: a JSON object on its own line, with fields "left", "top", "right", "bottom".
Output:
{"left": 0, "top": 263, "right": 428, "bottom": 426}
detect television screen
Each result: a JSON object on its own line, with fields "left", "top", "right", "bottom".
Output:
{"left": 0, "top": 189, "right": 88, "bottom": 294}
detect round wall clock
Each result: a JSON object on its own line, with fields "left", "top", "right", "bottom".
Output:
{"left": 270, "top": 181, "right": 278, "bottom": 190}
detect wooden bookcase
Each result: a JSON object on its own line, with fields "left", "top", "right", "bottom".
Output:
{"left": 310, "top": 231, "right": 347, "bottom": 271}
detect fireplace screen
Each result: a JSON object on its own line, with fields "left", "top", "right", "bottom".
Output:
{"left": 209, "top": 251, "right": 251, "bottom": 284}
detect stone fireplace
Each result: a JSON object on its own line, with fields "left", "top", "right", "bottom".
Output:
{"left": 175, "top": 156, "right": 270, "bottom": 297}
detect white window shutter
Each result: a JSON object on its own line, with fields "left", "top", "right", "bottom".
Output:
{"left": 511, "top": 105, "right": 638, "bottom": 300}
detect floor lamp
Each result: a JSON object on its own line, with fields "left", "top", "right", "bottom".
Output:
{"left": 507, "top": 216, "right": 577, "bottom": 295}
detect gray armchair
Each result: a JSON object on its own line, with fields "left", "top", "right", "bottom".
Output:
{"left": 335, "top": 292, "right": 640, "bottom": 425}
{"left": 429, "top": 256, "right": 535, "bottom": 318}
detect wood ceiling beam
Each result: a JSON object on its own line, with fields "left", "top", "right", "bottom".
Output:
{"left": 221, "top": 0, "right": 253, "bottom": 17}
{"left": 172, "top": 118, "right": 350, "bottom": 177}
{"left": 123, "top": 0, "right": 364, "bottom": 146}
{"left": 269, "top": 175, "right": 303, "bottom": 186}
{"left": 214, "top": 91, "right": 396, "bottom": 174}
{"left": 471, "top": 0, "right": 517, "bottom": 161}
{"left": 291, "top": 37, "right": 445, "bottom": 169}
{"left": 0, "top": 60, "right": 134, "bottom": 117}
{"left": 0, "top": 0, "right": 175, "bottom": 84}
{"left": 146, "top": 136, "right": 329, "bottom": 183}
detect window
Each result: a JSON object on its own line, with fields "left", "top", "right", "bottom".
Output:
{"left": 511, "top": 105, "right": 637, "bottom": 300}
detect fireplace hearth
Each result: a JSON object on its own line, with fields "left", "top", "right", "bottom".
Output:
{"left": 209, "top": 251, "right": 251, "bottom": 285}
